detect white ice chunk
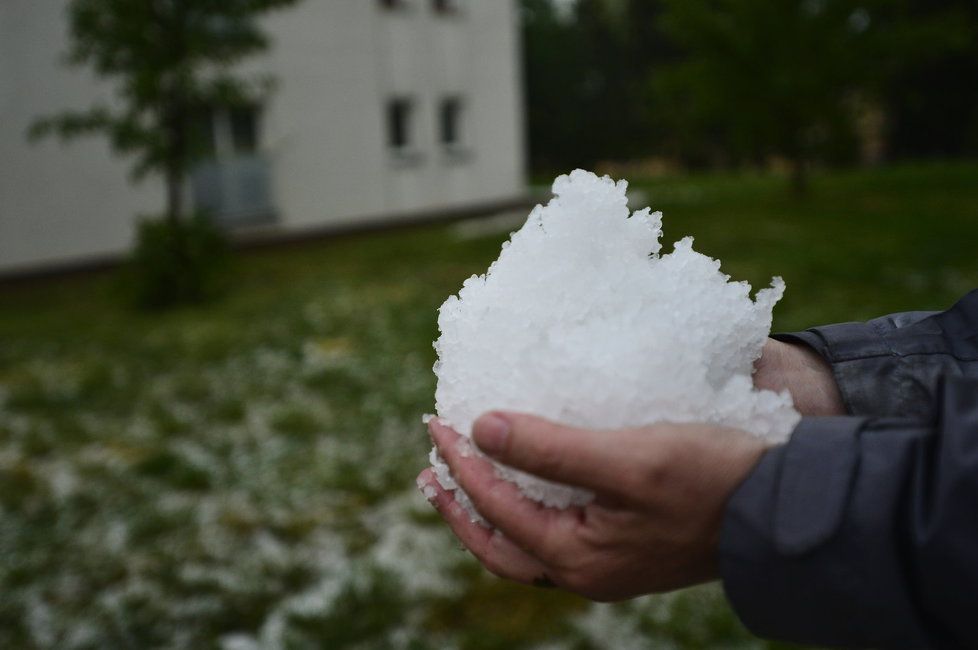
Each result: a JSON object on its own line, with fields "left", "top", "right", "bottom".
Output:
{"left": 428, "top": 170, "right": 799, "bottom": 521}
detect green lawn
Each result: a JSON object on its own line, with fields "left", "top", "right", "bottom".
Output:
{"left": 1, "top": 162, "right": 976, "bottom": 649}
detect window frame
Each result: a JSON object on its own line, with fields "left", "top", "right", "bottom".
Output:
{"left": 385, "top": 96, "right": 425, "bottom": 166}
{"left": 438, "top": 95, "right": 471, "bottom": 163}
{"left": 438, "top": 96, "right": 464, "bottom": 148}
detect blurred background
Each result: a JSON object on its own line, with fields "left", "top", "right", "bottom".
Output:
{"left": 0, "top": 0, "right": 976, "bottom": 648}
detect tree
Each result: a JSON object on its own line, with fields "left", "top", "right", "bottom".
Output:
{"left": 520, "top": 0, "right": 592, "bottom": 172}
{"left": 652, "top": 0, "right": 870, "bottom": 191}
{"left": 520, "top": 0, "right": 669, "bottom": 173}
{"left": 652, "top": 0, "right": 971, "bottom": 192}
{"left": 29, "top": 0, "right": 300, "bottom": 227}
{"left": 884, "top": 0, "right": 978, "bottom": 159}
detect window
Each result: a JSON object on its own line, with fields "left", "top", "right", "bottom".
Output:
{"left": 229, "top": 105, "right": 259, "bottom": 154}
{"left": 439, "top": 97, "right": 464, "bottom": 147}
{"left": 192, "top": 104, "right": 261, "bottom": 159}
{"left": 379, "top": 0, "right": 408, "bottom": 9}
{"left": 387, "top": 98, "right": 414, "bottom": 150}
{"left": 189, "top": 104, "right": 274, "bottom": 225}
{"left": 433, "top": 0, "right": 462, "bottom": 14}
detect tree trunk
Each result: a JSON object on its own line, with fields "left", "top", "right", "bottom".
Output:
{"left": 163, "top": 101, "right": 189, "bottom": 274}
{"left": 163, "top": 98, "right": 188, "bottom": 225}
{"left": 165, "top": 162, "right": 183, "bottom": 226}
{"left": 163, "top": 0, "right": 189, "bottom": 226}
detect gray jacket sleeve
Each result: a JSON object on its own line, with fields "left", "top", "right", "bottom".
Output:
{"left": 719, "top": 290, "right": 978, "bottom": 649}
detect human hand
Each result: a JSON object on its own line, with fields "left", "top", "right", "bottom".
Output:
{"left": 754, "top": 339, "right": 845, "bottom": 416}
{"left": 418, "top": 413, "right": 767, "bottom": 601}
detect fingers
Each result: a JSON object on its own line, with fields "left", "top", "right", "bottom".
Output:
{"left": 427, "top": 418, "right": 578, "bottom": 560}
{"left": 416, "top": 468, "right": 551, "bottom": 585}
{"left": 471, "top": 411, "right": 649, "bottom": 499}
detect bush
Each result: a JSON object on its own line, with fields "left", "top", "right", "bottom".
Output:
{"left": 126, "top": 213, "right": 230, "bottom": 309}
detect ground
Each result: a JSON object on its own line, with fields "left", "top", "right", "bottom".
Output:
{"left": 1, "top": 162, "right": 975, "bottom": 649}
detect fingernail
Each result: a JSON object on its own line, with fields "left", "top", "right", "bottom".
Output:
{"left": 473, "top": 413, "right": 510, "bottom": 456}
{"left": 426, "top": 416, "right": 449, "bottom": 439}
{"left": 425, "top": 418, "right": 441, "bottom": 442}
{"left": 416, "top": 475, "right": 437, "bottom": 503}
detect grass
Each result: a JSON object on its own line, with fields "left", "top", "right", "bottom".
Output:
{"left": 1, "top": 161, "right": 976, "bottom": 649}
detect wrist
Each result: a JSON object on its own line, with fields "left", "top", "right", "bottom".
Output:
{"left": 755, "top": 339, "right": 845, "bottom": 416}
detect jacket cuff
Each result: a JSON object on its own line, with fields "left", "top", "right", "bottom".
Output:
{"left": 772, "top": 321, "right": 891, "bottom": 363}
{"left": 719, "top": 417, "right": 929, "bottom": 649}
{"left": 773, "top": 324, "right": 923, "bottom": 420}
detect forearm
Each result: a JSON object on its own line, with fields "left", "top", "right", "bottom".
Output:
{"left": 754, "top": 338, "right": 845, "bottom": 416}
{"left": 720, "top": 375, "right": 978, "bottom": 649}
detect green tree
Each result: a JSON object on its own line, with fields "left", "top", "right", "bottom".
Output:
{"left": 28, "top": 0, "right": 300, "bottom": 307}
{"left": 885, "top": 0, "right": 978, "bottom": 159}
{"left": 654, "top": 0, "right": 870, "bottom": 191}
{"left": 652, "top": 0, "right": 969, "bottom": 192}
{"left": 520, "top": 0, "right": 669, "bottom": 173}
{"left": 28, "top": 0, "right": 299, "bottom": 227}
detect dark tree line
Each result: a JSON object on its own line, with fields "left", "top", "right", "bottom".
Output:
{"left": 885, "top": 0, "right": 978, "bottom": 160}
{"left": 521, "top": 0, "right": 978, "bottom": 182}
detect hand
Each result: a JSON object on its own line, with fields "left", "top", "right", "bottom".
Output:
{"left": 754, "top": 339, "right": 846, "bottom": 416}
{"left": 418, "top": 412, "right": 767, "bottom": 601}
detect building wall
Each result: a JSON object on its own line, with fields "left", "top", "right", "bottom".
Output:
{"left": 0, "top": 0, "right": 526, "bottom": 274}
{"left": 0, "top": 1, "right": 164, "bottom": 273}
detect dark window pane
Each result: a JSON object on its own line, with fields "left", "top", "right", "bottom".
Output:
{"left": 230, "top": 106, "right": 259, "bottom": 154}
{"left": 387, "top": 99, "right": 413, "bottom": 149}
{"left": 440, "top": 97, "right": 462, "bottom": 145}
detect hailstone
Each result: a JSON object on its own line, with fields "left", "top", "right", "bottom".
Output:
{"left": 428, "top": 170, "right": 799, "bottom": 520}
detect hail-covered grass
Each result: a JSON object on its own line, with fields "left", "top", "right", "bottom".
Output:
{"left": 2, "top": 163, "right": 976, "bottom": 649}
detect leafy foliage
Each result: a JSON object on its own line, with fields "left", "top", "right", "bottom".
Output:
{"left": 520, "top": 0, "right": 670, "bottom": 173}
{"left": 884, "top": 0, "right": 978, "bottom": 158}
{"left": 653, "top": 0, "right": 972, "bottom": 189}
{"left": 125, "top": 213, "right": 230, "bottom": 309}
{"left": 27, "top": 0, "right": 301, "bottom": 307}
{"left": 520, "top": 0, "right": 978, "bottom": 184}
{"left": 28, "top": 0, "right": 299, "bottom": 227}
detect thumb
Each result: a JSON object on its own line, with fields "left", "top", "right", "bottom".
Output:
{"left": 472, "top": 411, "right": 645, "bottom": 498}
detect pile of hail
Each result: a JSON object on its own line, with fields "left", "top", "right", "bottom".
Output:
{"left": 427, "top": 170, "right": 799, "bottom": 520}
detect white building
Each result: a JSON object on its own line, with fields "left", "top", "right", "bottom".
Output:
{"left": 0, "top": 0, "right": 526, "bottom": 275}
